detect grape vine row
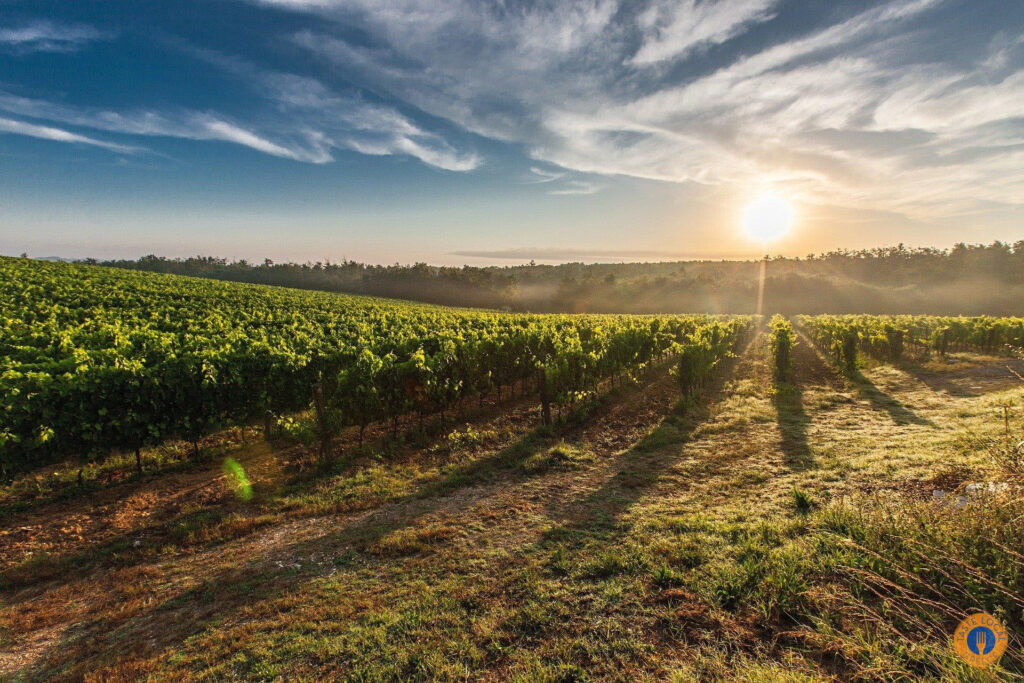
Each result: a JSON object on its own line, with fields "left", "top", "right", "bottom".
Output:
{"left": 796, "top": 314, "right": 1024, "bottom": 372}
{"left": 1, "top": 258, "right": 753, "bottom": 474}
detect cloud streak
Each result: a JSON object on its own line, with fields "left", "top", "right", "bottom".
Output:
{"left": 183, "top": 48, "right": 481, "bottom": 170}
{"left": 547, "top": 180, "right": 603, "bottom": 196}
{"left": 0, "top": 92, "right": 330, "bottom": 162}
{"left": 0, "top": 116, "right": 136, "bottom": 153}
{"left": 0, "top": 20, "right": 109, "bottom": 53}
{"left": 631, "top": 0, "right": 777, "bottom": 65}
{"left": 0, "top": 74, "right": 479, "bottom": 169}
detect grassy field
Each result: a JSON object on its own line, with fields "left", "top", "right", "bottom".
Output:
{"left": 2, "top": 330, "right": 1022, "bottom": 680}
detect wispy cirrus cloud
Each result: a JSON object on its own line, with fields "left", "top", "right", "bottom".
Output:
{"left": 196, "top": 117, "right": 328, "bottom": 162}
{"left": 524, "top": 167, "right": 602, "bottom": 195}
{"left": 0, "top": 64, "right": 479, "bottom": 170}
{"left": 547, "top": 180, "right": 603, "bottom": 196}
{"left": 253, "top": 73, "right": 481, "bottom": 171}
{"left": 631, "top": 0, "right": 777, "bottom": 65}
{"left": 263, "top": 0, "right": 1023, "bottom": 222}
{"left": 0, "top": 20, "right": 110, "bottom": 53}
{"left": 182, "top": 47, "right": 480, "bottom": 170}
{"left": 0, "top": 116, "right": 136, "bottom": 153}
{"left": 525, "top": 167, "right": 564, "bottom": 184}
{"left": 0, "top": 34, "right": 480, "bottom": 170}
{"left": 0, "top": 92, "right": 331, "bottom": 162}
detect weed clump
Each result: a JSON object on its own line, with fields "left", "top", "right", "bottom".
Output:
{"left": 789, "top": 487, "right": 815, "bottom": 515}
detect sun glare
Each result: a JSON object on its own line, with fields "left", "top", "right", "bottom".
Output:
{"left": 742, "top": 194, "right": 793, "bottom": 243}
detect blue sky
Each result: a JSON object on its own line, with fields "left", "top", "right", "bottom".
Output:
{"left": 0, "top": 0, "right": 1021, "bottom": 264}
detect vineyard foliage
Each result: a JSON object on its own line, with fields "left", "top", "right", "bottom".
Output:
{"left": 671, "top": 321, "right": 747, "bottom": 398}
{"left": 0, "top": 258, "right": 753, "bottom": 474}
{"left": 797, "top": 314, "right": 1024, "bottom": 372}
{"left": 769, "top": 316, "right": 795, "bottom": 381}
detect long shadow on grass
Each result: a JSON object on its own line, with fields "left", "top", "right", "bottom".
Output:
{"left": 769, "top": 336, "right": 829, "bottom": 469}
{"left": 900, "top": 368, "right": 978, "bottom": 397}
{"left": 108, "top": 369, "right": 696, "bottom": 675}
{"left": 0, "top": 391, "right": 553, "bottom": 590}
{"left": 0, "top": 505, "right": 278, "bottom": 591}
{"left": 772, "top": 381, "right": 812, "bottom": 469}
{"left": 547, "top": 335, "right": 757, "bottom": 534}
{"left": 0, "top": 423, "right": 553, "bottom": 589}
{"left": 794, "top": 331, "right": 934, "bottom": 428}
{"left": 0, "top": 435, "right": 277, "bottom": 519}
{"left": 851, "top": 372, "right": 935, "bottom": 427}
{"left": 895, "top": 358, "right": 1024, "bottom": 398}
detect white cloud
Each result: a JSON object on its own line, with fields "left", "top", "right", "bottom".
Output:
{"left": 547, "top": 180, "right": 603, "bottom": 196}
{"left": 154, "top": 46, "right": 481, "bottom": 170}
{"left": 0, "top": 21, "right": 108, "bottom": 53}
{"left": 526, "top": 167, "right": 565, "bottom": 184}
{"left": 347, "top": 135, "right": 480, "bottom": 171}
{"left": 875, "top": 70, "right": 1024, "bottom": 133}
{"left": 197, "top": 117, "right": 331, "bottom": 162}
{"left": 0, "top": 92, "right": 332, "bottom": 162}
{"left": 0, "top": 36, "right": 480, "bottom": 170}
{"left": 632, "top": 0, "right": 778, "bottom": 65}
{"left": 250, "top": 69, "right": 479, "bottom": 170}
{"left": 0, "top": 116, "right": 136, "bottom": 153}
{"left": 0, "top": 73, "right": 480, "bottom": 169}
{"left": 524, "top": 167, "right": 602, "bottom": 195}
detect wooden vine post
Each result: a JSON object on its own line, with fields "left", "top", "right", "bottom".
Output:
{"left": 311, "top": 382, "right": 330, "bottom": 460}
{"left": 537, "top": 367, "right": 552, "bottom": 427}
{"left": 263, "top": 410, "right": 274, "bottom": 441}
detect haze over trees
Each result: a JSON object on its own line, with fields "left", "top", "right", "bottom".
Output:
{"left": 89, "top": 241, "right": 1024, "bottom": 315}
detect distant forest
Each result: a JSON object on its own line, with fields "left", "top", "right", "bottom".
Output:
{"left": 85, "top": 242, "right": 1024, "bottom": 315}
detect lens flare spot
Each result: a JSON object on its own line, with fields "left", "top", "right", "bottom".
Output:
{"left": 223, "top": 457, "right": 253, "bottom": 501}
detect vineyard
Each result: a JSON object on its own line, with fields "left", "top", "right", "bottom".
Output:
{"left": 3, "top": 258, "right": 1024, "bottom": 680}
{"left": 0, "top": 257, "right": 751, "bottom": 475}
{"left": 796, "top": 314, "right": 1024, "bottom": 373}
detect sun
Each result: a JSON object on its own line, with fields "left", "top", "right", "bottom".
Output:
{"left": 742, "top": 193, "right": 793, "bottom": 243}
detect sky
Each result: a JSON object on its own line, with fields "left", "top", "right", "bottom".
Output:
{"left": 0, "top": 0, "right": 1021, "bottom": 265}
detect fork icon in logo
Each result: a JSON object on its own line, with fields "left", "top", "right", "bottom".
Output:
{"left": 968, "top": 626, "right": 995, "bottom": 656}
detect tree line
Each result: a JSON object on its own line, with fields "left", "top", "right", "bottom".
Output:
{"left": 77, "top": 241, "right": 1024, "bottom": 315}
